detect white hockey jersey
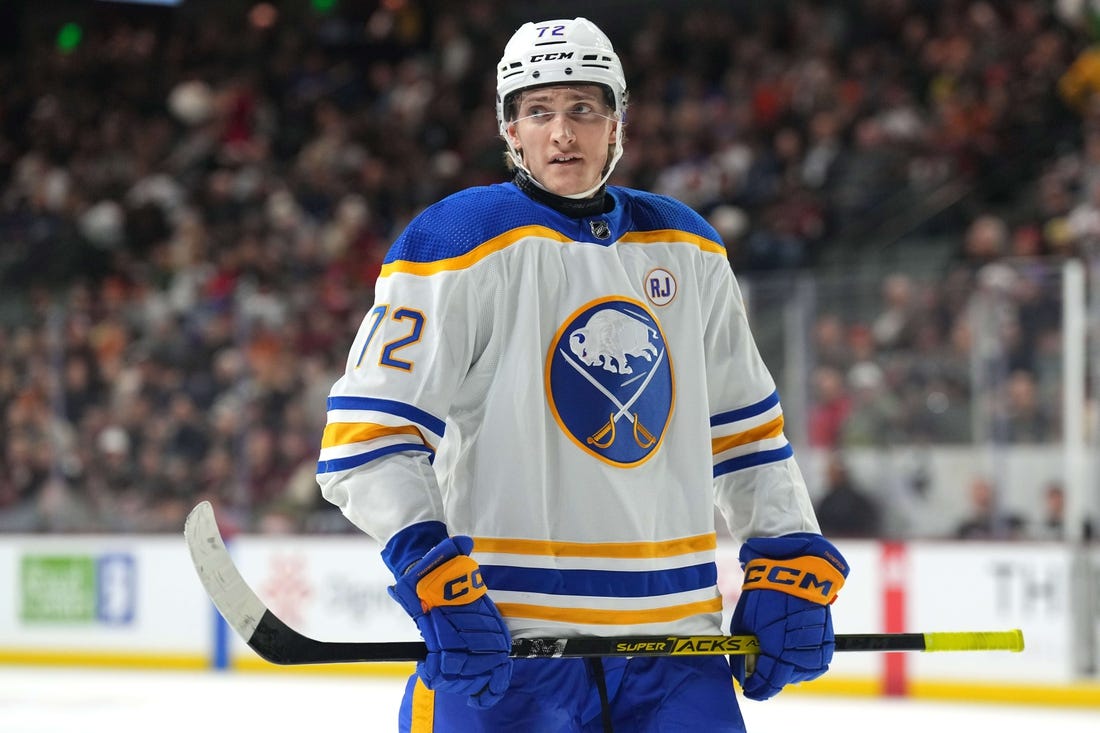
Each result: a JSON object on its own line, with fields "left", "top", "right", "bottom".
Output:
{"left": 317, "top": 181, "right": 819, "bottom": 639}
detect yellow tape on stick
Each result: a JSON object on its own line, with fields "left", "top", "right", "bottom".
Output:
{"left": 923, "top": 629, "right": 1025, "bottom": 652}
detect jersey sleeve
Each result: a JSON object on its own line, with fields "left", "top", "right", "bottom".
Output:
{"left": 316, "top": 217, "right": 492, "bottom": 550}
{"left": 704, "top": 262, "right": 820, "bottom": 544}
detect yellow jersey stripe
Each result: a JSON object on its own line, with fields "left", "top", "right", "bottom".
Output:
{"left": 320, "top": 422, "right": 431, "bottom": 450}
{"left": 711, "top": 414, "right": 785, "bottom": 455}
{"left": 497, "top": 596, "right": 723, "bottom": 625}
{"left": 619, "top": 229, "right": 725, "bottom": 254}
{"left": 381, "top": 225, "right": 570, "bottom": 277}
{"left": 381, "top": 226, "right": 725, "bottom": 277}
{"left": 472, "top": 533, "right": 717, "bottom": 559}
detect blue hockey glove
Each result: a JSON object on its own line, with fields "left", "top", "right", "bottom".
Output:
{"left": 388, "top": 536, "right": 513, "bottom": 708}
{"left": 730, "top": 532, "right": 848, "bottom": 701}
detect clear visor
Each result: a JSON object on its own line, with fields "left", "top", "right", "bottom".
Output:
{"left": 510, "top": 101, "right": 617, "bottom": 128}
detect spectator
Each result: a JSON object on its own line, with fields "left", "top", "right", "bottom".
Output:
{"left": 808, "top": 365, "right": 851, "bottom": 448}
{"left": 813, "top": 313, "right": 853, "bottom": 372}
{"left": 814, "top": 453, "right": 882, "bottom": 538}
{"left": 841, "top": 362, "right": 905, "bottom": 447}
{"left": 1031, "top": 481, "right": 1065, "bottom": 540}
{"left": 828, "top": 116, "right": 908, "bottom": 232}
{"left": 954, "top": 476, "right": 1027, "bottom": 540}
{"left": 871, "top": 274, "right": 919, "bottom": 352}
{"left": 957, "top": 214, "right": 1010, "bottom": 277}
{"left": 994, "top": 369, "right": 1056, "bottom": 443}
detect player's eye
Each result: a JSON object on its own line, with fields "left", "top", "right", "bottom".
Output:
{"left": 521, "top": 107, "right": 552, "bottom": 121}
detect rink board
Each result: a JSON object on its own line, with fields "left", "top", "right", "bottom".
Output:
{"left": 0, "top": 534, "right": 1096, "bottom": 706}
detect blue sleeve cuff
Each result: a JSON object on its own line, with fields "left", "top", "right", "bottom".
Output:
{"left": 381, "top": 520, "right": 449, "bottom": 579}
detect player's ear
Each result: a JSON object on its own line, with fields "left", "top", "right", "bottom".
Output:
{"left": 506, "top": 122, "right": 522, "bottom": 150}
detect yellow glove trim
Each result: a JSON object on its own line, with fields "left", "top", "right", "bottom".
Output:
{"left": 415, "top": 554, "right": 488, "bottom": 611}
{"left": 741, "top": 555, "right": 845, "bottom": 604}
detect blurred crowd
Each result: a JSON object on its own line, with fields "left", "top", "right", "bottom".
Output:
{"left": 803, "top": 221, "right": 1068, "bottom": 452}
{"left": 1, "top": 0, "right": 1098, "bottom": 535}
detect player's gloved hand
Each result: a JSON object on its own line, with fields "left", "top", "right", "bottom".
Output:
{"left": 388, "top": 536, "right": 513, "bottom": 708}
{"left": 730, "top": 532, "right": 848, "bottom": 701}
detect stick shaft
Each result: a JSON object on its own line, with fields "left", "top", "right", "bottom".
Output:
{"left": 246, "top": 612, "right": 1022, "bottom": 664}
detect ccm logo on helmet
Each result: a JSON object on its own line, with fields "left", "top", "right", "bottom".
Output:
{"left": 443, "top": 568, "right": 486, "bottom": 601}
{"left": 530, "top": 52, "right": 574, "bottom": 62}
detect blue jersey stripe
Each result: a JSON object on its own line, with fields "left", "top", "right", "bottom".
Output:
{"left": 710, "top": 391, "right": 780, "bottom": 427}
{"left": 713, "top": 444, "right": 794, "bottom": 477}
{"left": 326, "top": 396, "right": 447, "bottom": 437}
{"left": 480, "top": 562, "right": 717, "bottom": 598}
{"left": 316, "top": 443, "right": 433, "bottom": 475}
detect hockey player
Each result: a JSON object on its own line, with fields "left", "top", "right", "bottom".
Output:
{"left": 317, "top": 17, "right": 847, "bottom": 732}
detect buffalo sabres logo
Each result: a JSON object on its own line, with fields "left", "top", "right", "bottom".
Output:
{"left": 546, "top": 298, "right": 674, "bottom": 466}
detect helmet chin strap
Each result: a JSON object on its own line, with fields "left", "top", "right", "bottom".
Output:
{"left": 506, "top": 117, "right": 625, "bottom": 199}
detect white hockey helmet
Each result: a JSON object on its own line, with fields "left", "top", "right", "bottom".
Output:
{"left": 496, "top": 18, "right": 627, "bottom": 195}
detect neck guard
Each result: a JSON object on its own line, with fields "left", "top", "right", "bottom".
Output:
{"left": 513, "top": 170, "right": 612, "bottom": 219}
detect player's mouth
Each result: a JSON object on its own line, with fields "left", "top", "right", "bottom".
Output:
{"left": 550, "top": 154, "right": 582, "bottom": 165}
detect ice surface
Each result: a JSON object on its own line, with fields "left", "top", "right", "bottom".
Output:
{"left": 1, "top": 666, "right": 1096, "bottom": 733}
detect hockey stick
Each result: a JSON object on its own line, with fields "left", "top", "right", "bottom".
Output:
{"left": 184, "top": 501, "right": 1025, "bottom": 665}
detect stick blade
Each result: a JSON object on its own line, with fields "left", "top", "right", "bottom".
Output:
{"left": 185, "top": 500, "right": 428, "bottom": 665}
{"left": 184, "top": 501, "right": 267, "bottom": 646}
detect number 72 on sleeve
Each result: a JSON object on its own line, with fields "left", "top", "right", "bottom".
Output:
{"left": 354, "top": 304, "right": 426, "bottom": 372}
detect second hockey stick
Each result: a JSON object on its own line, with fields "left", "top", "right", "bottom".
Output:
{"left": 184, "top": 501, "right": 1024, "bottom": 665}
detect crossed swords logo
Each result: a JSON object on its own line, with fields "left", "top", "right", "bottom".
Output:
{"left": 558, "top": 346, "right": 665, "bottom": 449}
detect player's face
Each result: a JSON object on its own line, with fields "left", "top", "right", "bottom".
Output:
{"left": 507, "top": 85, "right": 618, "bottom": 196}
